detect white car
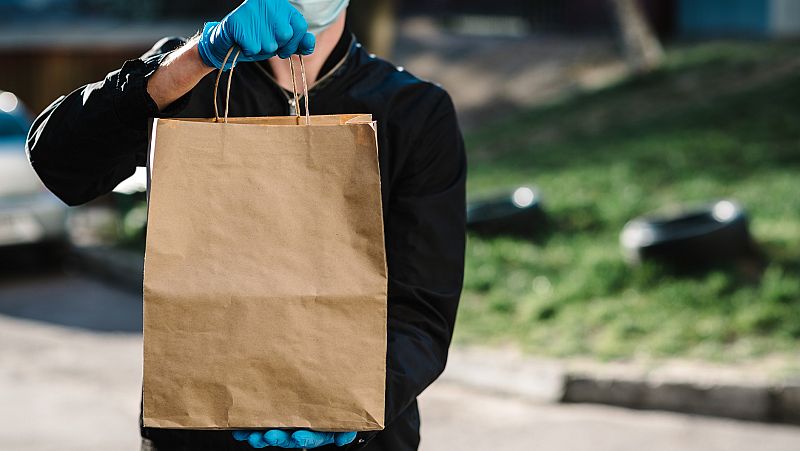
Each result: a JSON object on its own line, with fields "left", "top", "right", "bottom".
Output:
{"left": 0, "top": 90, "right": 68, "bottom": 253}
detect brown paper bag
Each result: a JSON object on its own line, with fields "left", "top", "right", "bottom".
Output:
{"left": 142, "top": 56, "right": 387, "bottom": 431}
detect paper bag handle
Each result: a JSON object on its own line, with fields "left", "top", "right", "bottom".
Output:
{"left": 213, "top": 47, "right": 311, "bottom": 125}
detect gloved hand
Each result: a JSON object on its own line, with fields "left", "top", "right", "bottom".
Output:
{"left": 198, "top": 0, "right": 316, "bottom": 70}
{"left": 233, "top": 429, "right": 357, "bottom": 449}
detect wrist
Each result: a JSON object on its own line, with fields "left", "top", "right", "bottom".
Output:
{"left": 180, "top": 39, "right": 215, "bottom": 77}
{"left": 146, "top": 39, "right": 213, "bottom": 112}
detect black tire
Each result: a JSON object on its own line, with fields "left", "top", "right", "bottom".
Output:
{"left": 467, "top": 186, "right": 547, "bottom": 239}
{"left": 620, "top": 200, "right": 759, "bottom": 267}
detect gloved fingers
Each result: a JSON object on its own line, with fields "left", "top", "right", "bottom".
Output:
{"left": 264, "top": 429, "right": 295, "bottom": 448}
{"left": 298, "top": 32, "right": 316, "bottom": 56}
{"left": 278, "top": 10, "right": 310, "bottom": 59}
{"left": 334, "top": 432, "right": 358, "bottom": 447}
{"left": 239, "top": 35, "right": 263, "bottom": 58}
{"left": 247, "top": 431, "right": 270, "bottom": 449}
{"left": 232, "top": 430, "right": 251, "bottom": 441}
{"left": 258, "top": 36, "right": 279, "bottom": 58}
{"left": 230, "top": 428, "right": 351, "bottom": 448}
{"left": 292, "top": 430, "right": 335, "bottom": 448}
{"left": 273, "top": 18, "right": 295, "bottom": 49}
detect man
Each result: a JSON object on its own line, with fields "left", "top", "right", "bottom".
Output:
{"left": 27, "top": 1, "right": 466, "bottom": 450}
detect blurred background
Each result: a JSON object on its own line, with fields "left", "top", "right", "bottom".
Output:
{"left": 1, "top": 0, "right": 800, "bottom": 450}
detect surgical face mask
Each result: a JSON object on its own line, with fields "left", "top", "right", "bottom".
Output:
{"left": 289, "top": 0, "right": 349, "bottom": 35}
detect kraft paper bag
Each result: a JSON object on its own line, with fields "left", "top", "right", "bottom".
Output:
{"left": 142, "top": 113, "right": 387, "bottom": 431}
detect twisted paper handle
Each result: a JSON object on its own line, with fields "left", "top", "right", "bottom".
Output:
{"left": 213, "top": 48, "right": 310, "bottom": 125}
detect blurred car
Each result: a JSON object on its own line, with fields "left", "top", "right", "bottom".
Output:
{"left": 0, "top": 90, "right": 68, "bottom": 255}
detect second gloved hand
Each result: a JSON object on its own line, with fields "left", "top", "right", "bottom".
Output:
{"left": 198, "top": 0, "right": 316, "bottom": 70}
{"left": 233, "top": 429, "right": 357, "bottom": 449}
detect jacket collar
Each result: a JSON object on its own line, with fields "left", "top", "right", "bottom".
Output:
{"left": 253, "top": 30, "right": 358, "bottom": 98}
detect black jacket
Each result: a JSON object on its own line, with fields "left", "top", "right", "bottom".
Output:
{"left": 27, "top": 30, "right": 466, "bottom": 451}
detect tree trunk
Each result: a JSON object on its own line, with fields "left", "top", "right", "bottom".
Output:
{"left": 348, "top": 0, "right": 397, "bottom": 58}
{"left": 611, "top": 0, "right": 664, "bottom": 73}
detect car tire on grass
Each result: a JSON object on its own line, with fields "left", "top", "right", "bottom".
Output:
{"left": 620, "top": 200, "right": 760, "bottom": 267}
{"left": 467, "top": 186, "right": 547, "bottom": 239}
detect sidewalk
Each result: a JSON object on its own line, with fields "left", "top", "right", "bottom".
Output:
{"left": 3, "top": 308, "right": 799, "bottom": 451}
{"left": 69, "top": 244, "right": 800, "bottom": 425}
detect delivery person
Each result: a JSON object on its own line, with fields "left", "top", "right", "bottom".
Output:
{"left": 27, "top": 0, "right": 465, "bottom": 449}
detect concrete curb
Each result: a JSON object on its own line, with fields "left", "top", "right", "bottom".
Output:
{"left": 69, "top": 245, "right": 800, "bottom": 425}
{"left": 441, "top": 347, "right": 800, "bottom": 425}
{"left": 562, "top": 373, "right": 787, "bottom": 423}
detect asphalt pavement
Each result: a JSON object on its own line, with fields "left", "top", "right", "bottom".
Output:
{"left": 1, "top": 260, "right": 799, "bottom": 451}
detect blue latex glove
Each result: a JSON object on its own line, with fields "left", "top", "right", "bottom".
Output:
{"left": 198, "top": 0, "right": 316, "bottom": 70}
{"left": 233, "top": 430, "right": 357, "bottom": 449}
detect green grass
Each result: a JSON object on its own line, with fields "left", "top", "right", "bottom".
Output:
{"left": 457, "top": 40, "right": 800, "bottom": 361}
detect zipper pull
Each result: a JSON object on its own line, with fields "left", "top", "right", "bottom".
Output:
{"left": 288, "top": 98, "right": 297, "bottom": 116}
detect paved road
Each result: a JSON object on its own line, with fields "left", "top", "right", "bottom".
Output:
{"left": 419, "top": 384, "right": 800, "bottom": 451}
{"left": 1, "top": 266, "right": 799, "bottom": 451}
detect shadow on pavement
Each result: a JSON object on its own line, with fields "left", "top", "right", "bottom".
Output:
{"left": 0, "top": 246, "right": 142, "bottom": 333}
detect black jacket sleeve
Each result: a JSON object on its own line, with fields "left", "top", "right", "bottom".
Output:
{"left": 363, "top": 87, "right": 466, "bottom": 444}
{"left": 26, "top": 37, "right": 187, "bottom": 206}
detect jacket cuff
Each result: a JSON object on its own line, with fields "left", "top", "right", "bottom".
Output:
{"left": 112, "top": 52, "right": 192, "bottom": 129}
{"left": 112, "top": 56, "right": 161, "bottom": 130}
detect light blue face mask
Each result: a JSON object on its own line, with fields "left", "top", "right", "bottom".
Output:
{"left": 289, "top": 0, "right": 350, "bottom": 35}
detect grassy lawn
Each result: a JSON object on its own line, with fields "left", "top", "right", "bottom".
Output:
{"left": 457, "top": 40, "right": 800, "bottom": 361}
